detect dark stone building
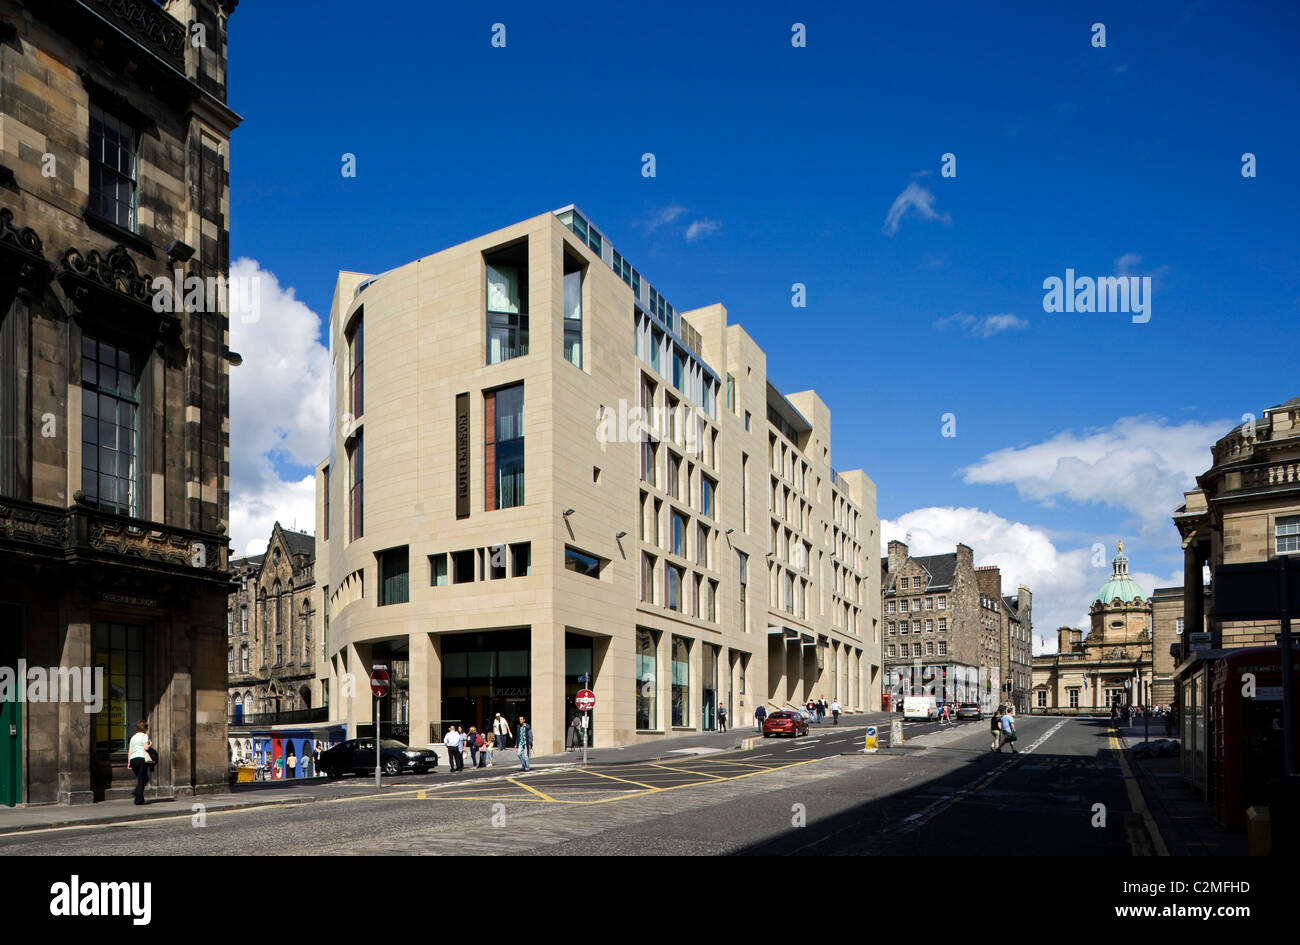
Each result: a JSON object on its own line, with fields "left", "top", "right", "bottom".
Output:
{"left": 227, "top": 523, "right": 319, "bottom": 725}
{"left": 0, "top": 0, "right": 240, "bottom": 805}
{"left": 882, "top": 540, "right": 1003, "bottom": 711}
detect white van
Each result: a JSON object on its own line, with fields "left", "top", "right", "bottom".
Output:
{"left": 904, "top": 695, "right": 938, "bottom": 720}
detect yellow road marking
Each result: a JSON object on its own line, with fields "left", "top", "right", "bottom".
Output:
{"left": 509, "top": 777, "right": 559, "bottom": 803}
{"left": 1108, "top": 727, "right": 1169, "bottom": 857}
{"left": 644, "top": 763, "right": 726, "bottom": 781}
{"left": 579, "top": 769, "right": 661, "bottom": 791}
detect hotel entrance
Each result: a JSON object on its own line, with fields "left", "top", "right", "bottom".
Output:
{"left": 441, "top": 629, "right": 531, "bottom": 741}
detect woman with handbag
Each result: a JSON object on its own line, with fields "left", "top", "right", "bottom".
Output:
{"left": 127, "top": 720, "right": 152, "bottom": 805}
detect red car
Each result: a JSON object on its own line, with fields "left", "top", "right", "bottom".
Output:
{"left": 762, "top": 710, "right": 810, "bottom": 738}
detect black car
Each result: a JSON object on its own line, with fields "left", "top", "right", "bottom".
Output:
{"left": 318, "top": 738, "right": 438, "bottom": 778}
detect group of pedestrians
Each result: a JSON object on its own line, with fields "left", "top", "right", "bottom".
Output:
{"left": 442, "top": 714, "right": 534, "bottom": 773}
{"left": 803, "top": 697, "right": 842, "bottom": 725}
{"left": 990, "top": 704, "right": 1019, "bottom": 753}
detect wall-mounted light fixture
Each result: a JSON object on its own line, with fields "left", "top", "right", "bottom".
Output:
{"left": 615, "top": 531, "right": 627, "bottom": 539}
{"left": 562, "top": 508, "right": 575, "bottom": 517}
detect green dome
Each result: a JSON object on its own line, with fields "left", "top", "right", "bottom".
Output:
{"left": 1094, "top": 576, "right": 1145, "bottom": 604}
{"left": 1094, "top": 545, "right": 1144, "bottom": 603}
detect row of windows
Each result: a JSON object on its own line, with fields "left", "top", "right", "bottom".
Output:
{"left": 887, "top": 642, "right": 948, "bottom": 658}
{"left": 640, "top": 552, "right": 719, "bottom": 622}
{"left": 887, "top": 595, "right": 947, "bottom": 614}
{"left": 635, "top": 631, "right": 740, "bottom": 730}
{"left": 888, "top": 619, "right": 948, "bottom": 634}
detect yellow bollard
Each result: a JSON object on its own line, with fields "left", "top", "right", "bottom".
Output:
{"left": 1246, "top": 806, "right": 1271, "bottom": 856}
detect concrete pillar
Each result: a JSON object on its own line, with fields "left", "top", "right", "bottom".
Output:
{"left": 531, "top": 623, "right": 565, "bottom": 755}
{"left": 344, "top": 641, "right": 374, "bottom": 732}
{"left": 591, "top": 633, "right": 614, "bottom": 747}
{"left": 57, "top": 616, "right": 93, "bottom": 805}
{"left": 408, "top": 631, "right": 441, "bottom": 748}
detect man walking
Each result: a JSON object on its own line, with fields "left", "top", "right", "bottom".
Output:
{"left": 443, "top": 725, "right": 463, "bottom": 772}
{"left": 755, "top": 704, "right": 767, "bottom": 732}
{"left": 997, "top": 706, "right": 1018, "bottom": 753}
{"left": 717, "top": 705, "right": 728, "bottom": 733}
{"left": 493, "top": 712, "right": 511, "bottom": 749}
{"left": 830, "top": 698, "right": 841, "bottom": 725}
{"left": 516, "top": 715, "right": 533, "bottom": 772}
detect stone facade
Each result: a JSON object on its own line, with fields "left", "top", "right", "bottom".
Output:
{"left": 1031, "top": 544, "right": 1153, "bottom": 714}
{"left": 0, "top": 0, "right": 239, "bottom": 806}
{"left": 313, "top": 207, "right": 881, "bottom": 756}
{"left": 1174, "top": 395, "right": 1300, "bottom": 653}
{"left": 882, "top": 541, "right": 1005, "bottom": 711}
{"left": 227, "top": 523, "right": 318, "bottom": 724}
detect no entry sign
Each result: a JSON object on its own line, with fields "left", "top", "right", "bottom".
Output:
{"left": 575, "top": 689, "right": 596, "bottom": 711}
{"left": 370, "top": 668, "right": 390, "bottom": 698}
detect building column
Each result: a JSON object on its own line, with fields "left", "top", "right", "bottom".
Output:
{"left": 56, "top": 616, "right": 93, "bottom": 805}
{"left": 531, "top": 623, "right": 565, "bottom": 755}
{"left": 344, "top": 641, "right": 374, "bottom": 734}
{"left": 591, "top": 633, "right": 614, "bottom": 747}
{"left": 407, "top": 631, "right": 441, "bottom": 749}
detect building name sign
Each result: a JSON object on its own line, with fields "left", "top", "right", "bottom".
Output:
{"left": 455, "top": 392, "right": 470, "bottom": 519}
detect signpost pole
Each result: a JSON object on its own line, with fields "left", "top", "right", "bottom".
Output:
{"left": 582, "top": 709, "right": 589, "bottom": 766}
{"left": 375, "top": 693, "right": 381, "bottom": 789}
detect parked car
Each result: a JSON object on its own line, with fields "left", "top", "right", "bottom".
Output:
{"left": 318, "top": 738, "right": 439, "bottom": 778}
{"left": 762, "top": 710, "right": 810, "bottom": 737}
{"left": 956, "top": 703, "right": 982, "bottom": 720}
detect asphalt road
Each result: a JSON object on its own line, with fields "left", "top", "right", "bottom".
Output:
{"left": 0, "top": 716, "right": 1150, "bottom": 855}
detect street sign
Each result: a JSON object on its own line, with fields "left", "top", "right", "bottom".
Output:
{"left": 575, "top": 689, "right": 596, "bottom": 711}
{"left": 370, "top": 668, "right": 390, "bottom": 699}
{"left": 863, "top": 725, "right": 878, "bottom": 753}
{"left": 1213, "top": 559, "right": 1300, "bottom": 621}
{"left": 1188, "top": 631, "right": 1212, "bottom": 655}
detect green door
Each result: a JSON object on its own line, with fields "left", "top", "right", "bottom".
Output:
{"left": 0, "top": 606, "right": 20, "bottom": 806}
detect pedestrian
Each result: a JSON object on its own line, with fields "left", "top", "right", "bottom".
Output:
{"left": 466, "top": 726, "right": 481, "bottom": 767}
{"left": 483, "top": 733, "right": 495, "bottom": 767}
{"left": 494, "top": 712, "right": 512, "bottom": 749}
{"left": 717, "top": 705, "right": 728, "bottom": 733}
{"left": 755, "top": 704, "right": 767, "bottom": 732}
{"left": 567, "top": 714, "right": 581, "bottom": 751}
{"left": 939, "top": 702, "right": 951, "bottom": 725}
{"left": 287, "top": 749, "right": 297, "bottom": 779}
{"left": 516, "top": 716, "right": 533, "bottom": 771}
{"left": 997, "top": 706, "right": 1018, "bottom": 753}
{"left": 989, "top": 705, "right": 1002, "bottom": 752}
{"left": 830, "top": 698, "right": 841, "bottom": 725}
{"left": 443, "top": 725, "right": 463, "bottom": 772}
{"left": 127, "top": 719, "right": 151, "bottom": 805}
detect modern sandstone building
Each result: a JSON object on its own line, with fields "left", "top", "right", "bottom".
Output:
{"left": 313, "top": 207, "right": 881, "bottom": 755}
{"left": 0, "top": 0, "right": 240, "bottom": 805}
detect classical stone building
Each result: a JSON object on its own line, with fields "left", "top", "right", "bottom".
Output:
{"left": 1031, "top": 543, "right": 1153, "bottom": 714}
{"left": 1150, "top": 584, "right": 1208, "bottom": 708}
{"left": 1173, "top": 396, "right": 1300, "bottom": 653}
{"left": 882, "top": 541, "right": 1007, "bottom": 712}
{"left": 227, "top": 523, "right": 320, "bottom": 725}
{"left": 314, "top": 206, "right": 881, "bottom": 755}
{"left": 975, "top": 565, "right": 1032, "bottom": 713}
{"left": 0, "top": 0, "right": 240, "bottom": 806}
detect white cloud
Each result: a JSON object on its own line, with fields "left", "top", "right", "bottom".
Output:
{"left": 639, "top": 204, "right": 688, "bottom": 233}
{"left": 227, "top": 257, "right": 330, "bottom": 556}
{"left": 684, "top": 218, "right": 721, "bottom": 242}
{"left": 881, "top": 507, "right": 1181, "bottom": 653}
{"left": 933, "top": 312, "right": 1029, "bottom": 337}
{"left": 882, "top": 181, "right": 951, "bottom": 236}
{"left": 960, "top": 415, "right": 1229, "bottom": 539}
{"left": 1115, "top": 252, "right": 1142, "bottom": 275}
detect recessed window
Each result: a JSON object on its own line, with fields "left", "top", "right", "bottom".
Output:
{"left": 89, "top": 104, "right": 138, "bottom": 232}
{"left": 348, "top": 432, "right": 363, "bottom": 541}
{"left": 563, "top": 252, "right": 584, "bottom": 369}
{"left": 80, "top": 335, "right": 138, "bottom": 516}
{"left": 565, "top": 546, "right": 602, "bottom": 579}
{"left": 378, "top": 546, "right": 409, "bottom": 606}
{"left": 486, "top": 383, "right": 524, "bottom": 509}
{"left": 430, "top": 554, "right": 448, "bottom": 586}
{"left": 485, "top": 242, "right": 528, "bottom": 364}
{"left": 1278, "top": 515, "right": 1300, "bottom": 554}
{"left": 593, "top": 466, "right": 601, "bottom": 484}
{"left": 511, "top": 542, "right": 531, "bottom": 576}
{"left": 452, "top": 550, "right": 475, "bottom": 584}
{"left": 489, "top": 544, "right": 508, "bottom": 579}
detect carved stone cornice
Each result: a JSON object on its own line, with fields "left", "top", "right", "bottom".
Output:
{"left": 0, "top": 207, "right": 50, "bottom": 285}
{"left": 58, "top": 243, "right": 164, "bottom": 323}
{"left": 84, "top": 0, "right": 186, "bottom": 69}
{"left": 0, "top": 497, "right": 229, "bottom": 584}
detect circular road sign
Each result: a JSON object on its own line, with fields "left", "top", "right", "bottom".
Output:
{"left": 575, "top": 689, "right": 596, "bottom": 711}
{"left": 370, "top": 668, "right": 390, "bottom": 699}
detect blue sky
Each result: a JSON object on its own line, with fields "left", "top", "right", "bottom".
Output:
{"left": 224, "top": 0, "right": 1300, "bottom": 640}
